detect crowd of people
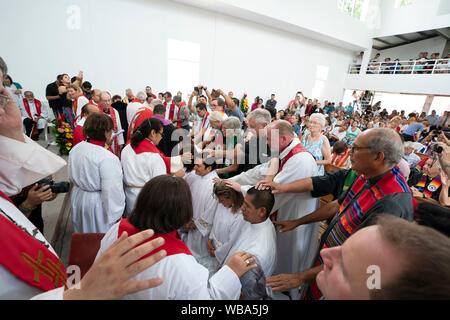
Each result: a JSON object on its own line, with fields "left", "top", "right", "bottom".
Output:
{"left": 1, "top": 55, "right": 450, "bottom": 300}
{"left": 350, "top": 50, "right": 450, "bottom": 74}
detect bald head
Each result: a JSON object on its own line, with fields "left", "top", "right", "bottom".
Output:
{"left": 267, "top": 120, "right": 294, "bottom": 138}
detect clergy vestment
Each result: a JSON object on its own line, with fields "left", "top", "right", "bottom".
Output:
{"left": 121, "top": 139, "right": 183, "bottom": 214}
{"left": 126, "top": 99, "right": 143, "bottom": 126}
{"left": 100, "top": 107, "right": 124, "bottom": 157}
{"left": 209, "top": 205, "right": 248, "bottom": 267}
{"left": 20, "top": 98, "right": 48, "bottom": 130}
{"left": 0, "top": 134, "right": 67, "bottom": 300}
{"left": 224, "top": 218, "right": 277, "bottom": 278}
{"left": 231, "top": 138, "right": 320, "bottom": 299}
{"left": 180, "top": 171, "right": 219, "bottom": 259}
{"left": 95, "top": 219, "right": 242, "bottom": 300}
{"left": 72, "top": 95, "right": 89, "bottom": 118}
{"left": 72, "top": 117, "right": 86, "bottom": 147}
{"left": 68, "top": 140, "right": 125, "bottom": 233}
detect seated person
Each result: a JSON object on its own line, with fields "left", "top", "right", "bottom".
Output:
{"left": 403, "top": 141, "right": 421, "bottom": 169}
{"left": 408, "top": 157, "right": 448, "bottom": 205}
{"left": 330, "top": 141, "right": 351, "bottom": 168}
{"left": 19, "top": 91, "right": 48, "bottom": 140}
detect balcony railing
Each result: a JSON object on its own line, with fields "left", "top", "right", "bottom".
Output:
{"left": 348, "top": 59, "right": 450, "bottom": 75}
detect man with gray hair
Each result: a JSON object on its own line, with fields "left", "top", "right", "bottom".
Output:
{"left": 126, "top": 91, "right": 146, "bottom": 126}
{"left": 100, "top": 91, "right": 124, "bottom": 157}
{"left": 265, "top": 128, "right": 414, "bottom": 300}
{"left": 171, "top": 95, "right": 190, "bottom": 132}
{"left": 238, "top": 108, "right": 273, "bottom": 173}
{"left": 403, "top": 141, "right": 421, "bottom": 168}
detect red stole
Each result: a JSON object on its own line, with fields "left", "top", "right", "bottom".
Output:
{"left": 101, "top": 107, "right": 120, "bottom": 157}
{"left": 164, "top": 101, "right": 176, "bottom": 121}
{"left": 22, "top": 99, "right": 42, "bottom": 119}
{"left": 132, "top": 138, "right": 171, "bottom": 174}
{"left": 270, "top": 143, "right": 309, "bottom": 222}
{"left": 72, "top": 94, "right": 86, "bottom": 116}
{"left": 72, "top": 125, "right": 85, "bottom": 147}
{"left": 118, "top": 219, "right": 192, "bottom": 258}
{"left": 174, "top": 102, "right": 186, "bottom": 128}
{"left": 126, "top": 108, "right": 154, "bottom": 143}
{"left": 0, "top": 190, "right": 67, "bottom": 292}
{"left": 201, "top": 112, "right": 209, "bottom": 129}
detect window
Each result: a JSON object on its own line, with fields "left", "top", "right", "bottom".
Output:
{"left": 311, "top": 65, "right": 329, "bottom": 100}
{"left": 167, "top": 39, "right": 200, "bottom": 98}
{"left": 337, "top": 0, "right": 367, "bottom": 20}
{"left": 394, "top": 0, "right": 412, "bottom": 8}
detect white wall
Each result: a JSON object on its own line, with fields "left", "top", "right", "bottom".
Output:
{"left": 374, "top": 36, "right": 447, "bottom": 61}
{"left": 1, "top": 0, "right": 354, "bottom": 109}
{"left": 376, "top": 0, "right": 450, "bottom": 37}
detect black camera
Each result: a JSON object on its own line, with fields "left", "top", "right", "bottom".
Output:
{"left": 37, "top": 177, "right": 70, "bottom": 193}
{"left": 432, "top": 144, "right": 443, "bottom": 154}
{"left": 194, "top": 87, "right": 202, "bottom": 96}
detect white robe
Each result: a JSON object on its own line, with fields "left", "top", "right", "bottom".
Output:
{"left": 74, "top": 96, "right": 89, "bottom": 118}
{"left": 0, "top": 197, "right": 64, "bottom": 300}
{"left": 209, "top": 206, "right": 248, "bottom": 266}
{"left": 231, "top": 138, "right": 320, "bottom": 298}
{"left": 95, "top": 222, "right": 242, "bottom": 300}
{"left": 18, "top": 100, "right": 48, "bottom": 130}
{"left": 68, "top": 141, "right": 125, "bottom": 233}
{"left": 126, "top": 101, "right": 143, "bottom": 126}
{"left": 180, "top": 171, "right": 219, "bottom": 259}
{"left": 224, "top": 218, "right": 277, "bottom": 277}
{"left": 121, "top": 143, "right": 184, "bottom": 214}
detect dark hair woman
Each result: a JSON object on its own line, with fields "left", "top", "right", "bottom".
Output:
{"left": 95, "top": 175, "right": 257, "bottom": 299}
{"left": 68, "top": 113, "right": 125, "bottom": 233}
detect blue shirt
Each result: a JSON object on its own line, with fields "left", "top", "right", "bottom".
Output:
{"left": 403, "top": 122, "right": 424, "bottom": 136}
{"left": 345, "top": 105, "right": 354, "bottom": 114}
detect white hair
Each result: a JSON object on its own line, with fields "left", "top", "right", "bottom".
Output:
{"left": 310, "top": 113, "right": 326, "bottom": 127}
{"left": 209, "top": 111, "right": 224, "bottom": 123}
{"left": 247, "top": 108, "right": 271, "bottom": 125}
{"left": 136, "top": 91, "right": 146, "bottom": 102}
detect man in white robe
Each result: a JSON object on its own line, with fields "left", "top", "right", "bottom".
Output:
{"left": 228, "top": 120, "right": 320, "bottom": 299}
{"left": 180, "top": 158, "right": 219, "bottom": 260}
{"left": 126, "top": 91, "right": 146, "bottom": 126}
{"left": 19, "top": 91, "right": 48, "bottom": 139}
{"left": 99, "top": 92, "right": 124, "bottom": 157}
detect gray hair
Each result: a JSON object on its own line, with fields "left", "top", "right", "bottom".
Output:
{"left": 0, "top": 57, "right": 7, "bottom": 78}
{"left": 368, "top": 128, "right": 404, "bottom": 165}
{"left": 209, "top": 111, "right": 224, "bottom": 123}
{"left": 136, "top": 91, "right": 146, "bottom": 102}
{"left": 247, "top": 108, "right": 271, "bottom": 125}
{"left": 150, "top": 99, "right": 162, "bottom": 107}
{"left": 173, "top": 95, "right": 182, "bottom": 103}
{"left": 310, "top": 113, "right": 326, "bottom": 127}
{"left": 222, "top": 116, "right": 241, "bottom": 132}
{"left": 99, "top": 91, "right": 111, "bottom": 101}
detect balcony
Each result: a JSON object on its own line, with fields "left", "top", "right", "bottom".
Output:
{"left": 345, "top": 59, "right": 450, "bottom": 96}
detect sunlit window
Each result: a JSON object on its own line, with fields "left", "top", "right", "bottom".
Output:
{"left": 167, "top": 39, "right": 200, "bottom": 98}
{"left": 394, "top": 0, "right": 413, "bottom": 8}
{"left": 337, "top": 0, "right": 368, "bottom": 20}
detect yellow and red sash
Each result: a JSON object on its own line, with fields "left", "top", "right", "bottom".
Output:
{"left": 0, "top": 190, "right": 67, "bottom": 292}
{"left": 118, "top": 219, "right": 192, "bottom": 258}
{"left": 416, "top": 174, "right": 442, "bottom": 198}
{"left": 331, "top": 148, "right": 350, "bottom": 167}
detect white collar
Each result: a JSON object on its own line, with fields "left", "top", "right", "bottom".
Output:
{"left": 279, "top": 138, "right": 301, "bottom": 160}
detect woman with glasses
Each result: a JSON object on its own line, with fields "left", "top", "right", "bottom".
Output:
{"left": 301, "top": 113, "right": 331, "bottom": 175}
{"left": 121, "top": 118, "right": 187, "bottom": 214}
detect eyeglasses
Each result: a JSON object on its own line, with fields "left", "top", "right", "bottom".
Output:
{"left": 350, "top": 145, "right": 371, "bottom": 153}
{"left": 0, "top": 93, "right": 10, "bottom": 109}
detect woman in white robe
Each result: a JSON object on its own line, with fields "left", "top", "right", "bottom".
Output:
{"left": 121, "top": 118, "right": 184, "bottom": 214}
{"left": 95, "top": 175, "right": 257, "bottom": 300}
{"left": 68, "top": 113, "right": 125, "bottom": 233}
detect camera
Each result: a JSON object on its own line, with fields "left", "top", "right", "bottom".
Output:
{"left": 37, "top": 177, "right": 70, "bottom": 193}
{"left": 432, "top": 144, "right": 443, "bottom": 154}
